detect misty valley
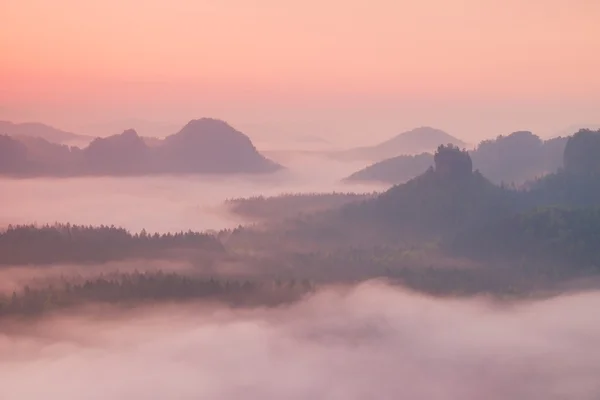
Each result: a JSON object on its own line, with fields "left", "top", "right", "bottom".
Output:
{"left": 2, "top": 121, "right": 600, "bottom": 399}
{"left": 3, "top": 0, "right": 600, "bottom": 395}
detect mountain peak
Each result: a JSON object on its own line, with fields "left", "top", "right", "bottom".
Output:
{"left": 121, "top": 128, "right": 139, "bottom": 138}
{"left": 336, "top": 126, "right": 466, "bottom": 162}
{"left": 380, "top": 127, "right": 465, "bottom": 148}
{"left": 181, "top": 118, "right": 233, "bottom": 133}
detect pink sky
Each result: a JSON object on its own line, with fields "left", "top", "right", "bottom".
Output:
{"left": 1, "top": 0, "right": 599, "bottom": 143}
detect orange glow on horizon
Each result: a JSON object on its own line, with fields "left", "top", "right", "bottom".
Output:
{"left": 1, "top": 0, "right": 599, "bottom": 139}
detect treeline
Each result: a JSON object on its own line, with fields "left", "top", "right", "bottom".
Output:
{"left": 0, "top": 271, "right": 315, "bottom": 317}
{"left": 225, "top": 192, "right": 377, "bottom": 222}
{"left": 524, "top": 169, "right": 600, "bottom": 207}
{"left": 0, "top": 265, "right": 578, "bottom": 318}
{"left": 0, "top": 224, "right": 224, "bottom": 265}
{"left": 390, "top": 262, "right": 592, "bottom": 298}
{"left": 451, "top": 207, "right": 600, "bottom": 269}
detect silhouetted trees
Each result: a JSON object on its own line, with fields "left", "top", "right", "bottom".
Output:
{"left": 451, "top": 207, "right": 600, "bottom": 270}
{"left": 0, "top": 272, "right": 314, "bottom": 317}
{"left": 225, "top": 192, "right": 377, "bottom": 222}
{"left": 0, "top": 224, "right": 224, "bottom": 265}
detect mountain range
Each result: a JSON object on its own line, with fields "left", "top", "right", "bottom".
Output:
{"left": 346, "top": 131, "right": 568, "bottom": 186}
{"left": 0, "top": 118, "right": 282, "bottom": 176}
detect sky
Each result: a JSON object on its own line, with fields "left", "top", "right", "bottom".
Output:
{"left": 1, "top": 0, "right": 599, "bottom": 144}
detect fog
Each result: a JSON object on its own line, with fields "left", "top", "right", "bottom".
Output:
{"left": 1, "top": 282, "right": 599, "bottom": 400}
{"left": 0, "top": 156, "right": 381, "bottom": 233}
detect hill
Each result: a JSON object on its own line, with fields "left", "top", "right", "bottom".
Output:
{"left": 334, "top": 127, "right": 465, "bottom": 162}
{"left": 525, "top": 129, "right": 600, "bottom": 207}
{"left": 346, "top": 131, "right": 568, "bottom": 186}
{"left": 239, "top": 145, "right": 515, "bottom": 250}
{"left": 0, "top": 119, "right": 282, "bottom": 176}
{"left": 83, "top": 129, "right": 150, "bottom": 174}
{"left": 345, "top": 152, "right": 433, "bottom": 184}
{"left": 0, "top": 121, "right": 91, "bottom": 144}
{"left": 225, "top": 138, "right": 600, "bottom": 280}
{"left": 342, "top": 145, "right": 517, "bottom": 240}
{"left": 450, "top": 206, "right": 600, "bottom": 270}
{"left": 156, "top": 118, "right": 281, "bottom": 173}
{"left": 340, "top": 133, "right": 600, "bottom": 269}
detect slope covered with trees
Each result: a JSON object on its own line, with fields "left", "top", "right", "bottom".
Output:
{"left": 451, "top": 207, "right": 600, "bottom": 270}
{"left": 241, "top": 136, "right": 600, "bottom": 274}
{"left": 525, "top": 129, "right": 600, "bottom": 207}
{"left": 341, "top": 145, "right": 519, "bottom": 240}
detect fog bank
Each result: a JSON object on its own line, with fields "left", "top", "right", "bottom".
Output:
{"left": 0, "top": 159, "right": 383, "bottom": 233}
{"left": 1, "top": 282, "right": 599, "bottom": 399}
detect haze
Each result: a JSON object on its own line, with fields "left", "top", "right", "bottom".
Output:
{"left": 2, "top": 1, "right": 600, "bottom": 398}
{"left": 2, "top": 0, "right": 599, "bottom": 142}
{"left": 0, "top": 158, "right": 381, "bottom": 232}
{"left": 1, "top": 283, "right": 599, "bottom": 400}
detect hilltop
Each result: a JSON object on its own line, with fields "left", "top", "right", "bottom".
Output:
{"left": 0, "top": 118, "right": 282, "bottom": 176}
{"left": 334, "top": 127, "right": 466, "bottom": 162}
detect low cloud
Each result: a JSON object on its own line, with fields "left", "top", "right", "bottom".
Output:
{"left": 1, "top": 282, "right": 599, "bottom": 399}
{"left": 0, "top": 169, "right": 381, "bottom": 233}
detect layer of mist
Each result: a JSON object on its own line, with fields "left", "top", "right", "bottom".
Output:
{"left": 0, "top": 156, "right": 382, "bottom": 232}
{"left": 1, "top": 282, "right": 599, "bottom": 400}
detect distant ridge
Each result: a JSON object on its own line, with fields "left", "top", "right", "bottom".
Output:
{"left": 334, "top": 127, "right": 465, "bottom": 162}
{"left": 0, "top": 121, "right": 91, "bottom": 144}
{"left": 346, "top": 131, "right": 569, "bottom": 186}
{"left": 0, "top": 118, "right": 282, "bottom": 176}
